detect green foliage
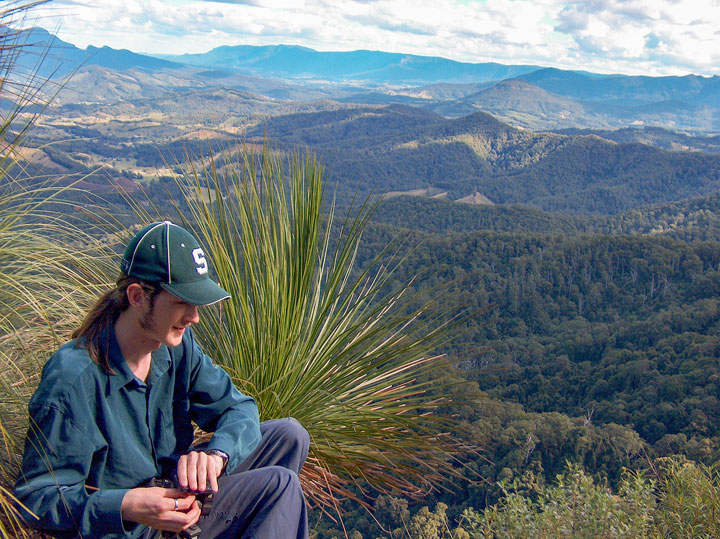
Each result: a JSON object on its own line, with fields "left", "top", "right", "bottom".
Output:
{"left": 459, "top": 458, "right": 720, "bottom": 539}
{"left": 375, "top": 495, "right": 411, "bottom": 538}
{"left": 469, "top": 402, "right": 646, "bottom": 494}
{"left": 653, "top": 457, "right": 720, "bottom": 537}
{"left": 407, "top": 503, "right": 448, "bottom": 539}
{"left": 472, "top": 137, "right": 720, "bottom": 215}
{"left": 356, "top": 227, "right": 720, "bottom": 459}
{"left": 372, "top": 196, "right": 594, "bottom": 236}
{"left": 462, "top": 464, "right": 656, "bottom": 538}
{"left": 370, "top": 190, "right": 720, "bottom": 243}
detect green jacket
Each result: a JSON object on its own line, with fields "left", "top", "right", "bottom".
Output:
{"left": 14, "top": 327, "right": 261, "bottom": 538}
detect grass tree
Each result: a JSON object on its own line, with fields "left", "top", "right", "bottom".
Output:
{"left": 130, "top": 146, "right": 468, "bottom": 515}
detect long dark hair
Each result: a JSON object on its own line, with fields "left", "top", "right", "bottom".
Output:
{"left": 72, "top": 274, "right": 162, "bottom": 373}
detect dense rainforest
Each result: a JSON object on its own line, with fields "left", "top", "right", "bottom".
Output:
{"left": 370, "top": 196, "right": 720, "bottom": 453}
{"left": 310, "top": 193, "right": 720, "bottom": 537}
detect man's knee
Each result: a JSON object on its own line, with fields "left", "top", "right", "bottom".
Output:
{"left": 263, "top": 466, "right": 303, "bottom": 500}
{"left": 281, "top": 417, "right": 310, "bottom": 458}
{"left": 265, "top": 417, "right": 310, "bottom": 460}
{"left": 217, "top": 466, "right": 302, "bottom": 505}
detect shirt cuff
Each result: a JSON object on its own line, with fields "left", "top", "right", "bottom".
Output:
{"left": 87, "top": 488, "right": 132, "bottom": 535}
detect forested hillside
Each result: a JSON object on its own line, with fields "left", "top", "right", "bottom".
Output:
{"left": 307, "top": 210, "right": 720, "bottom": 536}
{"left": 373, "top": 190, "right": 720, "bottom": 241}
{"left": 246, "top": 105, "right": 720, "bottom": 213}
{"left": 344, "top": 191, "right": 720, "bottom": 454}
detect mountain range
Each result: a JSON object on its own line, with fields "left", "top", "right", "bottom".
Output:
{"left": 160, "top": 44, "right": 541, "bottom": 85}
{"left": 17, "top": 27, "right": 720, "bottom": 133}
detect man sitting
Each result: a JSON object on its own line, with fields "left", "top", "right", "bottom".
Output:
{"left": 14, "top": 221, "right": 309, "bottom": 538}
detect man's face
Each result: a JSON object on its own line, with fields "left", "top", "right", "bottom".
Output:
{"left": 139, "top": 289, "right": 200, "bottom": 348}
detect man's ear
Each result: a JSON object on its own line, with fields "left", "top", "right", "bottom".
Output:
{"left": 126, "top": 283, "right": 147, "bottom": 307}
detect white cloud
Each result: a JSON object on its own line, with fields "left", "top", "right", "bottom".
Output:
{"left": 556, "top": 0, "right": 720, "bottom": 74}
{"left": 28, "top": 0, "right": 720, "bottom": 76}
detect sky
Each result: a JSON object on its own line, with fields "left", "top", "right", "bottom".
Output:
{"left": 28, "top": 0, "right": 720, "bottom": 77}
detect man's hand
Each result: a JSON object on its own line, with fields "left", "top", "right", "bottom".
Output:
{"left": 177, "top": 450, "right": 225, "bottom": 493}
{"left": 121, "top": 487, "right": 199, "bottom": 532}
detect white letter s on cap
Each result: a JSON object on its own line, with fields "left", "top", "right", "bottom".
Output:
{"left": 193, "top": 248, "right": 208, "bottom": 275}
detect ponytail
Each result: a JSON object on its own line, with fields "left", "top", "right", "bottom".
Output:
{"left": 72, "top": 274, "right": 161, "bottom": 373}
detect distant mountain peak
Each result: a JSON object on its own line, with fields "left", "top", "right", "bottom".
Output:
{"left": 161, "top": 43, "right": 541, "bottom": 85}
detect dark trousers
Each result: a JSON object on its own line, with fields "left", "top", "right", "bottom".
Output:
{"left": 147, "top": 417, "right": 309, "bottom": 539}
{"left": 201, "top": 417, "right": 309, "bottom": 538}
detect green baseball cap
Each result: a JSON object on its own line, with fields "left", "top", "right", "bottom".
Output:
{"left": 121, "top": 221, "right": 230, "bottom": 306}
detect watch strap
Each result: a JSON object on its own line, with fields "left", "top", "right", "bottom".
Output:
{"left": 204, "top": 449, "right": 229, "bottom": 472}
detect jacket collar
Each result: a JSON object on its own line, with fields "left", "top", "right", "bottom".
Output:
{"left": 106, "top": 326, "right": 172, "bottom": 394}
{"left": 148, "top": 346, "right": 171, "bottom": 385}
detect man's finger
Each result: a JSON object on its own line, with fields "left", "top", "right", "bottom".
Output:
{"left": 161, "top": 489, "right": 195, "bottom": 512}
{"left": 207, "top": 455, "right": 221, "bottom": 492}
{"left": 186, "top": 451, "right": 199, "bottom": 491}
{"left": 196, "top": 452, "right": 208, "bottom": 493}
{"left": 176, "top": 455, "right": 189, "bottom": 489}
{"left": 180, "top": 501, "right": 202, "bottom": 530}
{"left": 175, "top": 494, "right": 198, "bottom": 513}
{"left": 208, "top": 466, "right": 219, "bottom": 493}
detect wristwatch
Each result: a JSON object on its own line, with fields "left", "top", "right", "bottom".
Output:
{"left": 204, "top": 449, "right": 229, "bottom": 472}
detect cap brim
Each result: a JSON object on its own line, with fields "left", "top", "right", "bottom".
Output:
{"left": 161, "top": 279, "right": 231, "bottom": 306}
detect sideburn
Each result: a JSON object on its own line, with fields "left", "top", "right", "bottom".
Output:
{"left": 138, "top": 290, "right": 158, "bottom": 332}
